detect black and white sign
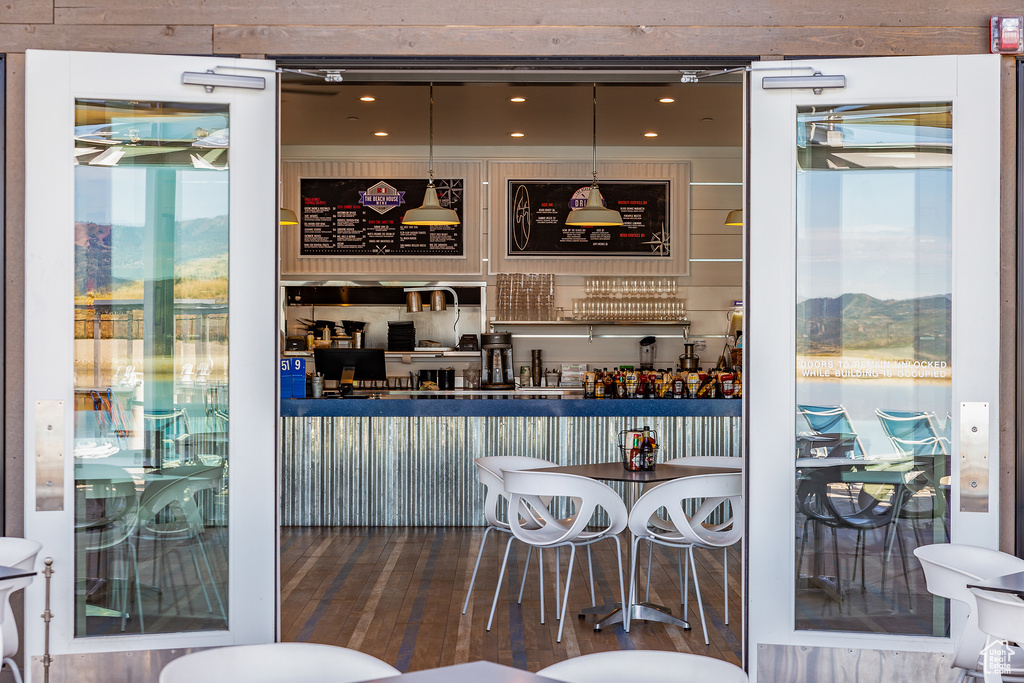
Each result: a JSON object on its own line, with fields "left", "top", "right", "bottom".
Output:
{"left": 300, "top": 178, "right": 464, "bottom": 256}
{"left": 507, "top": 180, "right": 669, "bottom": 257}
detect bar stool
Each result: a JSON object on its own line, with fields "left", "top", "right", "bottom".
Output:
{"left": 970, "top": 588, "right": 1024, "bottom": 683}
{"left": 539, "top": 650, "right": 747, "bottom": 683}
{"left": 0, "top": 538, "right": 42, "bottom": 683}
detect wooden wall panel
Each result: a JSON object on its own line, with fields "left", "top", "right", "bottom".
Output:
{"left": 213, "top": 25, "right": 987, "bottom": 58}
{"left": 0, "top": 1, "right": 50, "bottom": 24}
{"left": 54, "top": 0, "right": 1014, "bottom": 30}
{"left": 0, "top": 24, "right": 212, "bottom": 54}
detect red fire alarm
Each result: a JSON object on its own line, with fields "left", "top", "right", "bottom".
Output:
{"left": 991, "top": 15, "right": 1024, "bottom": 54}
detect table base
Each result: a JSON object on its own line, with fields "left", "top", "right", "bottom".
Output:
{"left": 579, "top": 601, "right": 691, "bottom": 631}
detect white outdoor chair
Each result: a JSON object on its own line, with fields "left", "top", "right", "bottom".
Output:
{"left": 538, "top": 650, "right": 747, "bottom": 683}
{"left": 914, "top": 544, "right": 1024, "bottom": 683}
{"left": 159, "top": 642, "right": 400, "bottom": 683}
{"left": 463, "top": 456, "right": 557, "bottom": 620}
{"left": 627, "top": 472, "right": 743, "bottom": 644}
{"left": 970, "top": 588, "right": 1024, "bottom": 683}
{"left": 655, "top": 456, "right": 743, "bottom": 625}
{"left": 0, "top": 538, "right": 42, "bottom": 683}
{"left": 490, "top": 469, "right": 627, "bottom": 643}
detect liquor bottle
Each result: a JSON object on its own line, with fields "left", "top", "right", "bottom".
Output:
{"left": 640, "top": 425, "right": 656, "bottom": 470}
{"left": 615, "top": 369, "right": 627, "bottom": 398}
{"left": 595, "top": 369, "right": 606, "bottom": 399}
{"left": 602, "top": 368, "right": 614, "bottom": 398}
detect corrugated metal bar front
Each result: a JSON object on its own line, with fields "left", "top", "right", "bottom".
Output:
{"left": 280, "top": 415, "right": 741, "bottom": 526}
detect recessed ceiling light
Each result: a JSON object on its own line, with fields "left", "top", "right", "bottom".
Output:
{"left": 510, "top": 97, "right": 526, "bottom": 103}
{"left": 659, "top": 97, "right": 675, "bottom": 103}
{"left": 509, "top": 132, "right": 525, "bottom": 138}
{"left": 373, "top": 131, "right": 388, "bottom": 137}
{"left": 702, "top": 117, "right": 714, "bottom": 122}
{"left": 347, "top": 116, "right": 359, "bottom": 121}
{"left": 360, "top": 96, "right": 376, "bottom": 102}
{"left": 644, "top": 132, "right": 658, "bottom": 138}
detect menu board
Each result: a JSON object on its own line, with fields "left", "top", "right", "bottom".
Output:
{"left": 300, "top": 178, "right": 464, "bottom": 256}
{"left": 507, "top": 180, "right": 669, "bottom": 257}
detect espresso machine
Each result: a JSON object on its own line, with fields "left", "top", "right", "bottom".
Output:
{"left": 481, "top": 333, "right": 515, "bottom": 389}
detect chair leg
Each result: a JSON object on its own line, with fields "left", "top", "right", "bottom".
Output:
{"left": 517, "top": 543, "right": 531, "bottom": 605}
{"left": 644, "top": 542, "right": 653, "bottom": 603}
{"left": 3, "top": 657, "right": 23, "bottom": 683}
{"left": 554, "top": 547, "right": 561, "bottom": 621}
{"left": 683, "top": 547, "right": 690, "bottom": 621}
{"left": 128, "top": 540, "right": 145, "bottom": 634}
{"left": 193, "top": 532, "right": 226, "bottom": 620}
{"left": 539, "top": 546, "right": 546, "bottom": 624}
{"left": 587, "top": 545, "right": 596, "bottom": 607}
{"left": 627, "top": 537, "right": 642, "bottom": 633}
{"left": 688, "top": 547, "right": 709, "bottom": 645}
{"left": 677, "top": 547, "right": 684, "bottom": 609}
{"left": 486, "top": 535, "right": 515, "bottom": 631}
{"left": 557, "top": 545, "right": 576, "bottom": 643}
{"left": 463, "top": 526, "right": 493, "bottom": 614}
{"left": 612, "top": 536, "right": 626, "bottom": 636}
{"left": 723, "top": 547, "right": 729, "bottom": 625}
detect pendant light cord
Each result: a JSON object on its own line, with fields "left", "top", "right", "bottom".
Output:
{"left": 591, "top": 82, "right": 598, "bottom": 186}
{"left": 428, "top": 82, "right": 435, "bottom": 183}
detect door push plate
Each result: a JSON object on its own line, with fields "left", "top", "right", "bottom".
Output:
{"left": 35, "top": 400, "right": 64, "bottom": 512}
{"left": 960, "top": 401, "right": 989, "bottom": 513}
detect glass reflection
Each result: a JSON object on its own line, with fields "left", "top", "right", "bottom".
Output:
{"left": 73, "top": 100, "right": 229, "bottom": 636}
{"left": 794, "top": 103, "right": 952, "bottom": 636}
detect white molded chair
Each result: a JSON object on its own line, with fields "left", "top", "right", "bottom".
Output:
{"left": 490, "top": 469, "right": 627, "bottom": 642}
{"left": 159, "top": 642, "right": 400, "bottom": 683}
{"left": 914, "top": 544, "right": 1024, "bottom": 683}
{"left": 139, "top": 465, "right": 226, "bottom": 623}
{"left": 970, "top": 588, "right": 1024, "bottom": 683}
{"left": 655, "top": 456, "right": 742, "bottom": 625}
{"left": 627, "top": 472, "right": 743, "bottom": 644}
{"left": 462, "top": 456, "right": 555, "bottom": 619}
{"left": 538, "top": 650, "right": 747, "bottom": 683}
{"left": 0, "top": 538, "right": 42, "bottom": 683}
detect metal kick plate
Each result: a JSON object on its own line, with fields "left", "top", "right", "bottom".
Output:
{"left": 35, "top": 400, "right": 64, "bottom": 511}
{"left": 960, "top": 401, "right": 989, "bottom": 513}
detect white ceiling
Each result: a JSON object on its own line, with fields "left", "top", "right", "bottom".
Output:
{"left": 280, "top": 81, "right": 743, "bottom": 148}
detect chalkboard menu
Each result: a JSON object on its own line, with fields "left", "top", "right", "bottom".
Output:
{"left": 507, "top": 180, "right": 670, "bottom": 257}
{"left": 300, "top": 178, "right": 464, "bottom": 256}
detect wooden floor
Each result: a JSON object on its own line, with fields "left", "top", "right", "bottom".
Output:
{"left": 280, "top": 526, "right": 742, "bottom": 673}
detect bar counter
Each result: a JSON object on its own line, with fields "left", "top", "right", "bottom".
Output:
{"left": 280, "top": 393, "right": 741, "bottom": 526}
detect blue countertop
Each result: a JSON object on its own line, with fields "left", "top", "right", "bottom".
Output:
{"left": 280, "top": 397, "right": 742, "bottom": 418}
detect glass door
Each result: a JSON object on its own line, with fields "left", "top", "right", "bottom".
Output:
{"left": 24, "top": 49, "right": 278, "bottom": 660}
{"left": 747, "top": 55, "right": 1002, "bottom": 676}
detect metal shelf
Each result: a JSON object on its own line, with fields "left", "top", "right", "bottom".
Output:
{"left": 488, "top": 319, "right": 690, "bottom": 343}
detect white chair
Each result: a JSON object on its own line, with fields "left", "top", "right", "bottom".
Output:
{"left": 139, "top": 465, "right": 226, "bottom": 624}
{"left": 490, "top": 469, "right": 627, "bottom": 643}
{"left": 538, "top": 650, "right": 747, "bottom": 683}
{"left": 655, "top": 456, "right": 742, "bottom": 625}
{"left": 627, "top": 472, "right": 743, "bottom": 644}
{"left": 462, "top": 456, "right": 556, "bottom": 619}
{"left": 75, "top": 463, "right": 144, "bottom": 633}
{"left": 159, "top": 642, "right": 400, "bottom": 683}
{"left": 970, "top": 588, "right": 1024, "bottom": 683}
{"left": 0, "top": 538, "right": 42, "bottom": 683}
{"left": 914, "top": 544, "right": 1024, "bottom": 683}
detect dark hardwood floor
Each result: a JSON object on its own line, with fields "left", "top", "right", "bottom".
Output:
{"left": 280, "top": 526, "right": 743, "bottom": 673}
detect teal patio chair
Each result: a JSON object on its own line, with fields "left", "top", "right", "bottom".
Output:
{"left": 797, "top": 404, "right": 865, "bottom": 457}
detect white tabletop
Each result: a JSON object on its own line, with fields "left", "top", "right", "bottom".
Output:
{"left": 363, "top": 661, "right": 561, "bottom": 683}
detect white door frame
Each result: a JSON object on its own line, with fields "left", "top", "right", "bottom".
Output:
{"left": 746, "top": 54, "right": 1002, "bottom": 677}
{"left": 23, "top": 49, "right": 279, "bottom": 664}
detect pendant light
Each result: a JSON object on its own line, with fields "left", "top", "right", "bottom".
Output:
{"left": 402, "top": 83, "right": 461, "bottom": 226}
{"left": 279, "top": 208, "right": 298, "bottom": 225}
{"left": 565, "top": 83, "right": 623, "bottom": 227}
{"left": 724, "top": 210, "right": 743, "bottom": 226}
